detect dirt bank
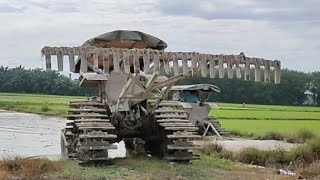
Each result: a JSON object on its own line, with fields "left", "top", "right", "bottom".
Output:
{"left": 195, "top": 137, "right": 299, "bottom": 152}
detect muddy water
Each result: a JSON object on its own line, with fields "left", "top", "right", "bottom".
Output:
{"left": 0, "top": 111, "right": 126, "bottom": 159}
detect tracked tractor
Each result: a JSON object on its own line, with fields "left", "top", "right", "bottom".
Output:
{"left": 166, "top": 84, "right": 229, "bottom": 138}
{"left": 41, "top": 30, "right": 281, "bottom": 163}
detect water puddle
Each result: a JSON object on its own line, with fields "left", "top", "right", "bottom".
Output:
{"left": 0, "top": 111, "right": 126, "bottom": 159}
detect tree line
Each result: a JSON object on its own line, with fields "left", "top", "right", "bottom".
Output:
{"left": 178, "top": 69, "right": 320, "bottom": 106}
{"left": 0, "top": 66, "right": 83, "bottom": 96}
{"left": 0, "top": 66, "right": 319, "bottom": 106}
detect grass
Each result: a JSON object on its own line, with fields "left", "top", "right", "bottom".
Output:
{"left": 211, "top": 109, "right": 320, "bottom": 120}
{"left": 201, "top": 138, "right": 320, "bottom": 179}
{"left": 0, "top": 156, "right": 62, "bottom": 180}
{"left": 2, "top": 152, "right": 318, "bottom": 179}
{"left": 1, "top": 92, "right": 320, "bottom": 140}
{"left": 217, "top": 102, "right": 320, "bottom": 112}
{"left": 1, "top": 156, "right": 273, "bottom": 180}
{"left": 209, "top": 102, "right": 320, "bottom": 137}
{"left": 0, "top": 93, "right": 84, "bottom": 117}
{"left": 1, "top": 92, "right": 320, "bottom": 138}
{"left": 254, "top": 129, "right": 316, "bottom": 143}
{"left": 219, "top": 119, "right": 320, "bottom": 136}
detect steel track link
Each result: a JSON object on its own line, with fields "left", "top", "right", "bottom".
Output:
{"left": 155, "top": 101, "right": 201, "bottom": 162}
{"left": 61, "top": 101, "right": 118, "bottom": 163}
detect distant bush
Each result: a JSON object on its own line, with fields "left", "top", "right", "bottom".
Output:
{"left": 202, "top": 143, "right": 223, "bottom": 155}
{"left": 297, "top": 161, "right": 320, "bottom": 179}
{"left": 41, "top": 104, "right": 50, "bottom": 112}
{"left": 296, "top": 129, "right": 316, "bottom": 143}
{"left": 0, "top": 156, "right": 62, "bottom": 179}
{"left": 229, "top": 130, "right": 254, "bottom": 137}
{"left": 257, "top": 131, "right": 285, "bottom": 141}
{"left": 0, "top": 102, "right": 14, "bottom": 110}
{"left": 256, "top": 129, "right": 316, "bottom": 143}
{"left": 235, "top": 148, "right": 269, "bottom": 166}
{"left": 232, "top": 138, "right": 320, "bottom": 166}
{"left": 201, "top": 143, "right": 233, "bottom": 159}
{"left": 266, "top": 148, "right": 292, "bottom": 165}
{"left": 289, "top": 138, "right": 320, "bottom": 163}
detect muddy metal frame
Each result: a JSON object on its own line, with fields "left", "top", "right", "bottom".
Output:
{"left": 41, "top": 46, "right": 281, "bottom": 84}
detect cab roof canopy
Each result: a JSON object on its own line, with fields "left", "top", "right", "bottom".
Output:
{"left": 170, "top": 84, "right": 221, "bottom": 93}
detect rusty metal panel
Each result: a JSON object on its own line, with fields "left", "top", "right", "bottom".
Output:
{"left": 209, "top": 55, "right": 216, "bottom": 78}
{"left": 93, "top": 51, "right": 99, "bottom": 71}
{"left": 112, "top": 49, "right": 120, "bottom": 72}
{"left": 103, "top": 50, "right": 110, "bottom": 74}
{"left": 255, "top": 58, "right": 261, "bottom": 82}
{"left": 274, "top": 60, "right": 281, "bottom": 84}
{"left": 235, "top": 55, "right": 241, "bottom": 79}
{"left": 40, "top": 46, "right": 282, "bottom": 84}
{"left": 163, "top": 52, "right": 170, "bottom": 75}
{"left": 200, "top": 54, "right": 207, "bottom": 77}
{"left": 122, "top": 50, "right": 130, "bottom": 74}
{"left": 191, "top": 53, "right": 198, "bottom": 76}
{"left": 218, "top": 55, "right": 224, "bottom": 78}
{"left": 172, "top": 52, "right": 179, "bottom": 76}
{"left": 143, "top": 49, "right": 150, "bottom": 73}
{"left": 133, "top": 49, "right": 140, "bottom": 73}
{"left": 182, "top": 53, "right": 188, "bottom": 75}
{"left": 227, "top": 56, "right": 233, "bottom": 79}
{"left": 244, "top": 57, "right": 250, "bottom": 81}
{"left": 68, "top": 48, "right": 75, "bottom": 72}
{"left": 57, "top": 49, "right": 63, "bottom": 71}
{"left": 44, "top": 48, "right": 51, "bottom": 70}
{"left": 264, "top": 60, "right": 271, "bottom": 83}
{"left": 80, "top": 51, "right": 87, "bottom": 73}
{"left": 153, "top": 51, "right": 160, "bottom": 75}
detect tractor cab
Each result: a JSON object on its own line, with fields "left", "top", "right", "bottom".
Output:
{"left": 166, "top": 84, "right": 225, "bottom": 136}
{"left": 168, "top": 84, "right": 221, "bottom": 104}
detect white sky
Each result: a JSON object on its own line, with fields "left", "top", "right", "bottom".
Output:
{"left": 0, "top": 0, "right": 319, "bottom": 72}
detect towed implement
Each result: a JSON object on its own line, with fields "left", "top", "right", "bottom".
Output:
{"left": 41, "top": 30, "right": 281, "bottom": 163}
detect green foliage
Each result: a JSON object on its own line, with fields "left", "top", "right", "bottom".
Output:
{"left": 201, "top": 143, "right": 224, "bottom": 155}
{"left": 201, "top": 143, "right": 233, "bottom": 160}
{"left": 291, "top": 129, "right": 316, "bottom": 143}
{"left": 235, "top": 148, "right": 269, "bottom": 166}
{"left": 289, "top": 138, "right": 320, "bottom": 163}
{"left": 178, "top": 69, "right": 318, "bottom": 106}
{"left": 41, "top": 104, "right": 50, "bottom": 112}
{"left": 256, "top": 129, "right": 316, "bottom": 143}
{"left": 257, "top": 131, "right": 285, "bottom": 141}
{"left": 229, "top": 130, "right": 254, "bottom": 137}
{"left": 0, "top": 66, "right": 84, "bottom": 96}
{"left": 234, "top": 148, "right": 292, "bottom": 166}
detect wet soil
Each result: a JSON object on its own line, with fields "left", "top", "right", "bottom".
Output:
{"left": 0, "top": 110, "right": 126, "bottom": 159}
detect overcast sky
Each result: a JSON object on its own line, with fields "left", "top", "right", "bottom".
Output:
{"left": 0, "top": 0, "right": 319, "bottom": 72}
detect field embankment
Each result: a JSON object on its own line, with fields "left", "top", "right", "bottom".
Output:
{"left": 0, "top": 155, "right": 293, "bottom": 180}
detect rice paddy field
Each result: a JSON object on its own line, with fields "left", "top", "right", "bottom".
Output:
{"left": 0, "top": 93, "right": 84, "bottom": 116}
{"left": 1, "top": 92, "right": 320, "bottom": 137}
{"left": 209, "top": 103, "right": 320, "bottom": 136}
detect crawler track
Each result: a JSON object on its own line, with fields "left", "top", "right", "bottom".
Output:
{"left": 61, "top": 101, "right": 117, "bottom": 163}
{"left": 155, "top": 101, "right": 201, "bottom": 162}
